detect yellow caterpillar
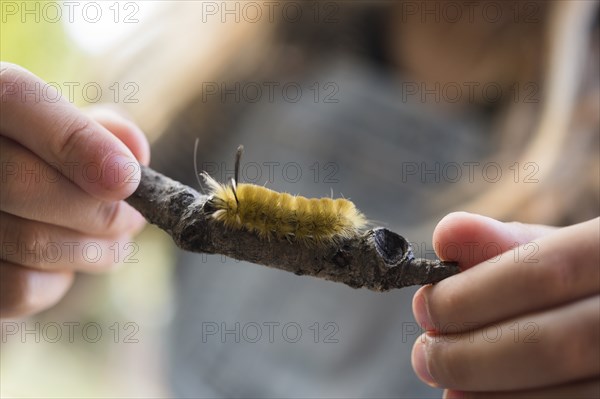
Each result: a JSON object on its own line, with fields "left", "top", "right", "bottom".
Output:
{"left": 202, "top": 146, "right": 367, "bottom": 244}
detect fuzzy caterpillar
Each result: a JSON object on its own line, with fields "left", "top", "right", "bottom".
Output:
{"left": 202, "top": 146, "right": 367, "bottom": 245}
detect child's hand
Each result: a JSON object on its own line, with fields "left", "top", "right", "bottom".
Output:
{"left": 0, "top": 63, "right": 150, "bottom": 318}
{"left": 412, "top": 212, "right": 599, "bottom": 398}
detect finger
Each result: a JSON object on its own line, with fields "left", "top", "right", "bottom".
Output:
{"left": 84, "top": 106, "right": 150, "bottom": 166}
{"left": 432, "top": 212, "right": 556, "bottom": 269}
{"left": 414, "top": 218, "right": 599, "bottom": 331}
{"left": 444, "top": 378, "right": 599, "bottom": 398}
{"left": 0, "top": 212, "right": 143, "bottom": 272}
{"left": 0, "top": 137, "right": 145, "bottom": 235}
{"left": 412, "top": 296, "right": 600, "bottom": 391}
{"left": 0, "top": 261, "right": 74, "bottom": 319}
{"left": 0, "top": 63, "right": 140, "bottom": 201}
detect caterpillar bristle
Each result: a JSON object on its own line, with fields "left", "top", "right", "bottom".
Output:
{"left": 202, "top": 147, "right": 367, "bottom": 245}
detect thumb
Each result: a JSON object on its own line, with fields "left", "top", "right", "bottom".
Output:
{"left": 432, "top": 212, "right": 557, "bottom": 270}
{"left": 83, "top": 106, "right": 151, "bottom": 167}
{"left": 0, "top": 64, "right": 140, "bottom": 201}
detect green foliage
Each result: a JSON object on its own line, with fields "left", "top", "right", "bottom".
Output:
{"left": 0, "top": 0, "right": 82, "bottom": 81}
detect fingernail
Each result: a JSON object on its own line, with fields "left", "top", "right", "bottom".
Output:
{"left": 102, "top": 154, "right": 140, "bottom": 191}
{"left": 412, "top": 338, "right": 437, "bottom": 387}
{"left": 413, "top": 290, "right": 434, "bottom": 331}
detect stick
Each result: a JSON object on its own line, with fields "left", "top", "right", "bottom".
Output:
{"left": 126, "top": 165, "right": 460, "bottom": 291}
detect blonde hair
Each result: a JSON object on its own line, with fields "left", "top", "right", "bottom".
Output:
{"left": 462, "top": 0, "right": 599, "bottom": 223}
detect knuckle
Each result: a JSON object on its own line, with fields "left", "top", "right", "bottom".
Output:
{"left": 22, "top": 227, "right": 49, "bottom": 268}
{"left": 8, "top": 219, "right": 49, "bottom": 269}
{"left": 18, "top": 170, "right": 41, "bottom": 210}
{"left": 0, "top": 149, "right": 32, "bottom": 213}
{"left": 53, "top": 116, "right": 94, "bottom": 164}
{"left": 0, "top": 141, "right": 63, "bottom": 219}
{"left": 0, "top": 63, "right": 29, "bottom": 103}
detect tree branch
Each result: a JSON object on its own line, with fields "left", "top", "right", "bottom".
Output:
{"left": 126, "top": 165, "right": 460, "bottom": 291}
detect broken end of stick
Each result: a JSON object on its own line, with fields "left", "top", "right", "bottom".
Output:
{"left": 368, "top": 228, "right": 460, "bottom": 291}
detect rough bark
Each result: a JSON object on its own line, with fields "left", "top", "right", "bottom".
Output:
{"left": 126, "top": 165, "right": 460, "bottom": 291}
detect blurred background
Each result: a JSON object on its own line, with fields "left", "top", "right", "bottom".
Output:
{"left": 1, "top": 1, "right": 176, "bottom": 397}
{"left": 1, "top": 1, "right": 598, "bottom": 398}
